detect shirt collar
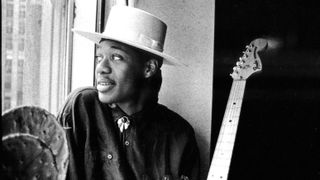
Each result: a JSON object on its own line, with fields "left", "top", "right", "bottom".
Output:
{"left": 109, "top": 99, "right": 158, "bottom": 124}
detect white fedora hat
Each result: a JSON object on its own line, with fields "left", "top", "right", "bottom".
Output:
{"left": 73, "top": 5, "right": 181, "bottom": 66}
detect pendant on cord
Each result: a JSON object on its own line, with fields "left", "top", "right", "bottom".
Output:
{"left": 117, "top": 116, "right": 130, "bottom": 133}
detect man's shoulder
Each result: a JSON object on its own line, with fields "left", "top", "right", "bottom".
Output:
{"left": 57, "top": 87, "right": 99, "bottom": 116}
{"left": 67, "top": 86, "right": 98, "bottom": 99}
{"left": 62, "top": 86, "right": 100, "bottom": 105}
{"left": 57, "top": 86, "right": 110, "bottom": 128}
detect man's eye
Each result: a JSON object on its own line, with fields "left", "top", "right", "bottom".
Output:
{"left": 111, "top": 54, "right": 123, "bottom": 61}
{"left": 95, "top": 56, "right": 103, "bottom": 63}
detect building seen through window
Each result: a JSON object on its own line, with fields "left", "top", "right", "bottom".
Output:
{"left": 2, "top": 0, "right": 72, "bottom": 114}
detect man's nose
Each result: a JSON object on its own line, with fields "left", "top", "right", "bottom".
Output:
{"left": 96, "top": 59, "right": 112, "bottom": 74}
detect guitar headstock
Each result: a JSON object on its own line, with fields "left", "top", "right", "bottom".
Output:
{"left": 230, "top": 38, "right": 268, "bottom": 80}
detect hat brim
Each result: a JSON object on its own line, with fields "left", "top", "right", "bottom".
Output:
{"left": 73, "top": 29, "right": 184, "bottom": 66}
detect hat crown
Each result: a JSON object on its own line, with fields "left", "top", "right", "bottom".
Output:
{"left": 72, "top": 5, "right": 181, "bottom": 65}
{"left": 103, "top": 6, "right": 167, "bottom": 52}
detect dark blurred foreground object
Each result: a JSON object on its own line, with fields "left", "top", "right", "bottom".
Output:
{"left": 1, "top": 106, "right": 69, "bottom": 180}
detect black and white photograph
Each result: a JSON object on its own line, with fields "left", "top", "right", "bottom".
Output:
{"left": 1, "top": 0, "right": 319, "bottom": 179}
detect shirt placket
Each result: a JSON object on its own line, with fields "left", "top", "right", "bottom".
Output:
{"left": 117, "top": 116, "right": 131, "bottom": 150}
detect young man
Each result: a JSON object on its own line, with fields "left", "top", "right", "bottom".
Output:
{"left": 58, "top": 5, "right": 200, "bottom": 180}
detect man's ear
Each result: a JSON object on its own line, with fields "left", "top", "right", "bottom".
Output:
{"left": 144, "top": 59, "right": 159, "bottom": 78}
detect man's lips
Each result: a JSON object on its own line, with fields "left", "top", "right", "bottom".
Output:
{"left": 97, "top": 78, "right": 115, "bottom": 92}
{"left": 97, "top": 77, "right": 115, "bottom": 84}
{"left": 98, "top": 81, "right": 113, "bottom": 85}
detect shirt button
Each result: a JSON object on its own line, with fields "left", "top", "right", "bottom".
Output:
{"left": 163, "top": 176, "right": 170, "bottom": 180}
{"left": 107, "top": 153, "right": 113, "bottom": 160}
{"left": 124, "top": 140, "right": 130, "bottom": 146}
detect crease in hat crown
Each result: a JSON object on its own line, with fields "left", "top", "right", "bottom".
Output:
{"left": 73, "top": 5, "right": 182, "bottom": 66}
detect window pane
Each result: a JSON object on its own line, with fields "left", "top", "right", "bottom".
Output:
{"left": 6, "top": 4, "right": 14, "bottom": 17}
{"left": 6, "top": 21, "right": 13, "bottom": 33}
{"left": 1, "top": 0, "right": 72, "bottom": 114}
{"left": 19, "top": 5, "right": 26, "bottom": 18}
{"left": 19, "top": 21, "right": 25, "bottom": 34}
{"left": 6, "top": 36, "right": 13, "bottom": 49}
{"left": 18, "top": 38, "right": 24, "bottom": 51}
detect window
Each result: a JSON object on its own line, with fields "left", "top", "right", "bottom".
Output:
{"left": 5, "top": 81, "right": 12, "bottom": 90}
{"left": 6, "top": 20, "right": 13, "bottom": 33}
{"left": 70, "top": 1, "right": 97, "bottom": 89}
{"left": 4, "top": 97, "right": 11, "bottom": 111}
{"left": 6, "top": 26, "right": 13, "bottom": 33}
{"left": 6, "top": 4, "right": 14, "bottom": 17}
{"left": 17, "top": 91, "right": 23, "bottom": 105}
{"left": 6, "top": 36, "right": 13, "bottom": 49}
{"left": 18, "top": 38, "right": 24, "bottom": 51}
{"left": 19, "top": 5, "right": 26, "bottom": 18}
{"left": 5, "top": 60, "right": 12, "bottom": 73}
{"left": 18, "top": 59, "right": 24, "bottom": 67}
{"left": 18, "top": 59, "right": 24, "bottom": 74}
{"left": 19, "top": 21, "right": 25, "bottom": 34}
{"left": 1, "top": 0, "right": 74, "bottom": 114}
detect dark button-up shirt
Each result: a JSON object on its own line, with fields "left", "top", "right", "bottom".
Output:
{"left": 57, "top": 87, "right": 200, "bottom": 180}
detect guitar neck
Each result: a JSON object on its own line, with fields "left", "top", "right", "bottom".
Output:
{"left": 208, "top": 80, "right": 247, "bottom": 180}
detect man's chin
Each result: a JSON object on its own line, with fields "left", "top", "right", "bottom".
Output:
{"left": 97, "top": 92, "right": 114, "bottom": 104}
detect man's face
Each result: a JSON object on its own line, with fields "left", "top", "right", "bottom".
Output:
{"left": 95, "top": 40, "right": 145, "bottom": 104}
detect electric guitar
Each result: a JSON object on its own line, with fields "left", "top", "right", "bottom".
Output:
{"left": 207, "top": 38, "right": 268, "bottom": 180}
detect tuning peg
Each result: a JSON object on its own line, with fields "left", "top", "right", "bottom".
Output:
{"left": 239, "top": 57, "right": 244, "bottom": 63}
{"left": 236, "top": 61, "right": 242, "bottom": 66}
{"left": 239, "top": 57, "right": 245, "bottom": 62}
{"left": 242, "top": 49, "right": 250, "bottom": 56}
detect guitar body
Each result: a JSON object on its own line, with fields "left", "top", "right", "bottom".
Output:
{"left": 207, "top": 38, "right": 268, "bottom": 180}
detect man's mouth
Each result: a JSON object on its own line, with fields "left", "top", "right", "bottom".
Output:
{"left": 98, "top": 82, "right": 113, "bottom": 86}
{"left": 97, "top": 79, "right": 115, "bottom": 92}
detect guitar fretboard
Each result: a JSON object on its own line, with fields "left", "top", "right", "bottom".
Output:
{"left": 208, "top": 80, "right": 246, "bottom": 180}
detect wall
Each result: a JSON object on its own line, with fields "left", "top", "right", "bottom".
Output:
{"left": 136, "top": 1, "right": 215, "bottom": 179}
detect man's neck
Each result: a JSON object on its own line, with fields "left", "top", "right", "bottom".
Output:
{"left": 116, "top": 88, "right": 155, "bottom": 116}
{"left": 116, "top": 103, "right": 143, "bottom": 116}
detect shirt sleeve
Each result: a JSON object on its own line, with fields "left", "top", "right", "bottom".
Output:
{"left": 56, "top": 88, "right": 90, "bottom": 180}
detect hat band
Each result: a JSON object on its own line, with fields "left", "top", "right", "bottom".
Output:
{"left": 105, "top": 30, "right": 164, "bottom": 52}
{"left": 137, "top": 34, "right": 163, "bottom": 52}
